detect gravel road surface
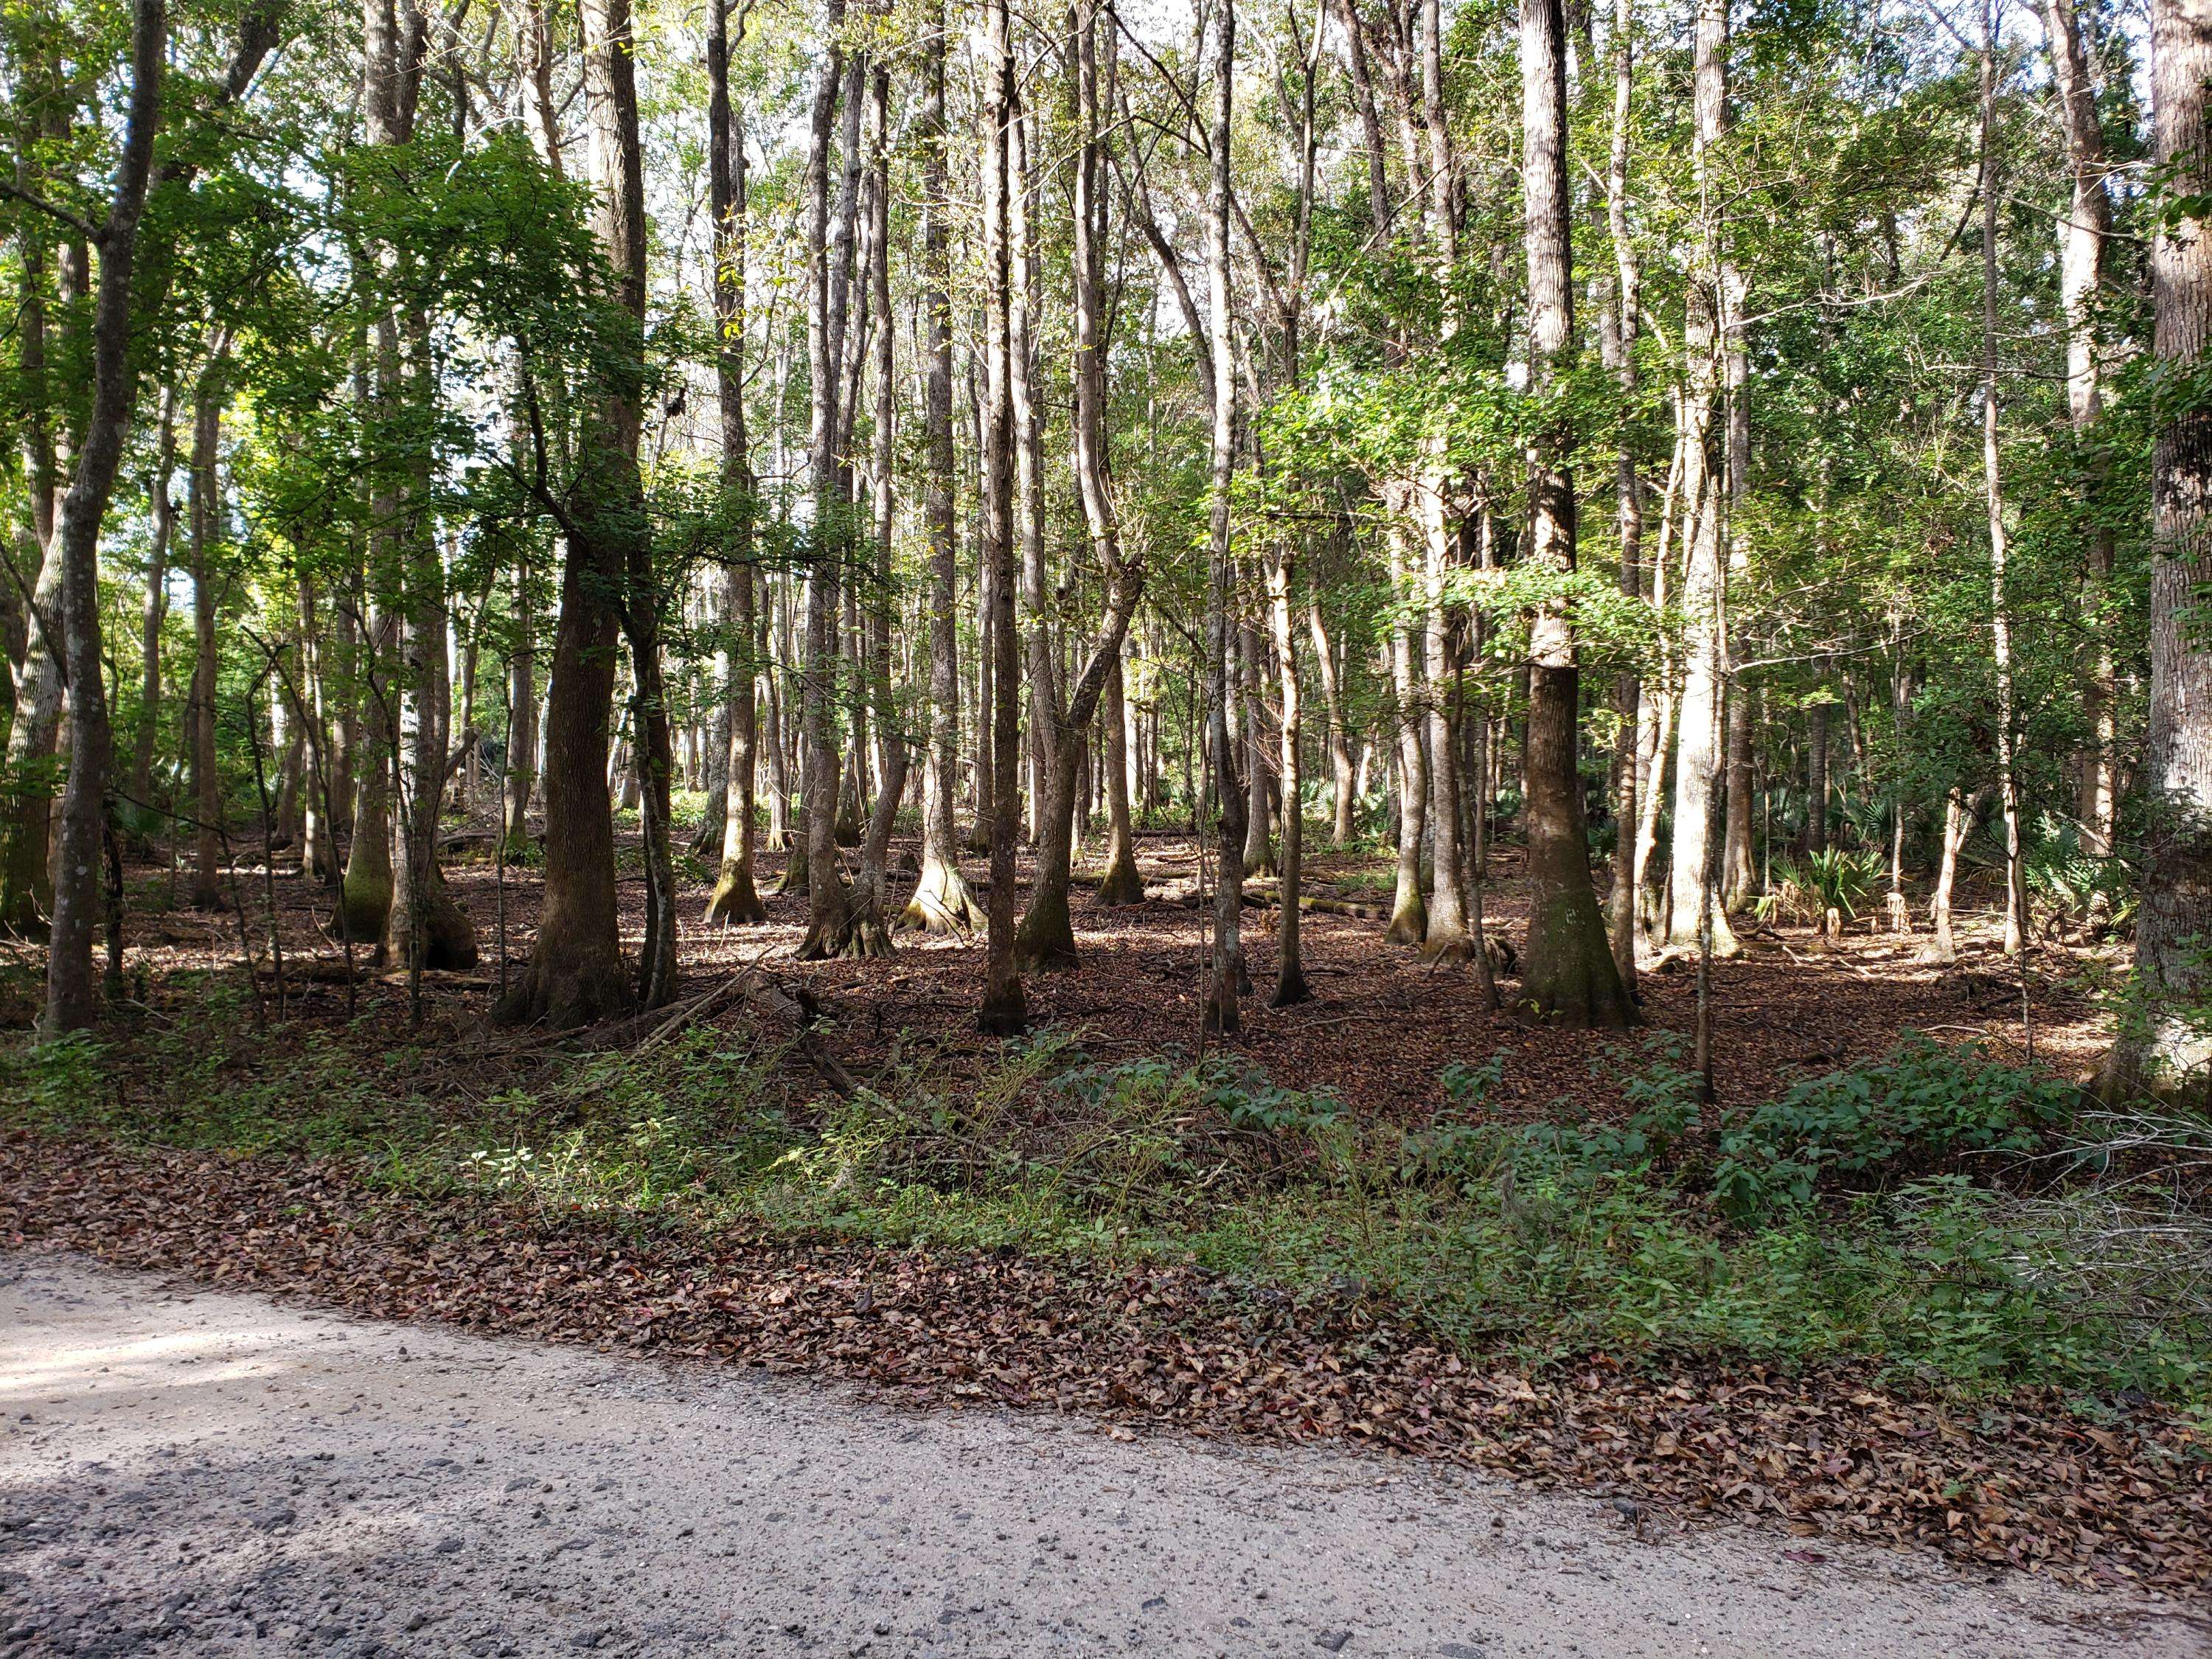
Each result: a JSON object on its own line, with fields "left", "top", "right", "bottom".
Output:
{"left": 1, "top": 1251, "right": 2199, "bottom": 1657}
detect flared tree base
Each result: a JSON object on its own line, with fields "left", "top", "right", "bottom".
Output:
{"left": 1270, "top": 964, "right": 1311, "bottom": 1009}
{"left": 1383, "top": 886, "right": 1427, "bottom": 947}
{"left": 494, "top": 947, "right": 636, "bottom": 1029}
{"left": 1522, "top": 893, "right": 1635, "bottom": 1030}
{"left": 1014, "top": 884, "right": 1080, "bottom": 973}
{"left": 703, "top": 859, "right": 768, "bottom": 927}
{"left": 771, "top": 841, "right": 810, "bottom": 897}
{"left": 1418, "top": 927, "right": 1476, "bottom": 965}
{"left": 897, "top": 857, "right": 985, "bottom": 934}
{"left": 335, "top": 874, "right": 390, "bottom": 947}
{"left": 1093, "top": 845, "right": 1144, "bottom": 907}
{"left": 976, "top": 983, "right": 1029, "bottom": 1036}
{"left": 800, "top": 909, "right": 895, "bottom": 961}
{"left": 385, "top": 884, "right": 480, "bottom": 972}
{"left": 1663, "top": 913, "right": 1742, "bottom": 960}
{"left": 2090, "top": 1017, "right": 2212, "bottom": 1107}
{"left": 1203, "top": 964, "right": 1243, "bottom": 1034}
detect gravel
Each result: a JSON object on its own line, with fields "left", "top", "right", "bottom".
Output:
{"left": 0, "top": 1251, "right": 2198, "bottom": 1657}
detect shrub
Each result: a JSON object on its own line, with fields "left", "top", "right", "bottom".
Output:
{"left": 1708, "top": 1035, "right": 2076, "bottom": 1223}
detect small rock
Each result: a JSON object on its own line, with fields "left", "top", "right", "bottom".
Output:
{"left": 1315, "top": 1632, "right": 1353, "bottom": 1653}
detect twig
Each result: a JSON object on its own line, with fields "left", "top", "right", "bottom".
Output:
{"left": 636, "top": 955, "right": 770, "bottom": 1053}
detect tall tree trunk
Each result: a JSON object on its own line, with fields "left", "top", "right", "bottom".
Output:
{"left": 1664, "top": 0, "right": 1737, "bottom": 957}
{"left": 1419, "top": 519, "right": 1472, "bottom": 961}
{"left": 977, "top": 0, "right": 1028, "bottom": 1034}
{"left": 502, "top": 543, "right": 537, "bottom": 849}
{"left": 128, "top": 383, "right": 180, "bottom": 815}
{"left": 293, "top": 574, "right": 338, "bottom": 883}
{"left": 901, "top": 0, "right": 984, "bottom": 935}
{"left": 1014, "top": 0, "right": 1145, "bottom": 970}
{"left": 2098, "top": 0, "right": 2212, "bottom": 1095}
{"left": 797, "top": 13, "right": 860, "bottom": 960}
{"left": 1924, "top": 785, "right": 1978, "bottom": 965}
{"left": 1602, "top": 0, "right": 1643, "bottom": 990}
{"left": 0, "top": 77, "right": 77, "bottom": 939}
{"left": 2045, "top": 0, "right": 2118, "bottom": 858}
{"left": 495, "top": 0, "right": 647, "bottom": 1025}
{"left": 186, "top": 362, "right": 227, "bottom": 912}
{"left": 1517, "top": 0, "right": 1632, "bottom": 1029}
{"left": 1382, "top": 524, "right": 1427, "bottom": 945}
{"left": 367, "top": 0, "right": 473, "bottom": 978}
{"left": 1806, "top": 686, "right": 1829, "bottom": 855}
{"left": 1980, "top": 12, "right": 2028, "bottom": 960}
{"left": 1267, "top": 553, "right": 1309, "bottom": 1003}
{"left": 1097, "top": 653, "right": 1142, "bottom": 904}
{"left": 1203, "top": 0, "right": 1246, "bottom": 1034}
{"left": 1719, "top": 255, "right": 1755, "bottom": 912}
{"left": 703, "top": 0, "right": 766, "bottom": 928}
{"left": 42, "top": 0, "right": 167, "bottom": 1032}
{"left": 1307, "top": 602, "right": 1357, "bottom": 843}
{"left": 846, "top": 53, "right": 904, "bottom": 958}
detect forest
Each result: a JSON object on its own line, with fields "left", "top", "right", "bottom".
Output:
{"left": 5, "top": 0, "right": 2212, "bottom": 1611}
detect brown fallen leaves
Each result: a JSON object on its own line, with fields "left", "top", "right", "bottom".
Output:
{"left": 1, "top": 1128, "right": 2204, "bottom": 1596}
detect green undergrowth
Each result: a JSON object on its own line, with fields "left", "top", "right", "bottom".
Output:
{"left": 7, "top": 1001, "right": 2209, "bottom": 1409}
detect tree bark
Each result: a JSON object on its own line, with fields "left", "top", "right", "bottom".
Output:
{"left": 42, "top": 0, "right": 167, "bottom": 1032}
{"left": 846, "top": 53, "right": 904, "bottom": 959}
{"left": 1980, "top": 13, "right": 2028, "bottom": 960}
{"left": 1516, "top": 0, "right": 1632, "bottom": 1029}
{"left": 703, "top": 0, "right": 766, "bottom": 928}
{"left": 1203, "top": 0, "right": 1246, "bottom": 1034}
{"left": 1602, "top": 0, "right": 1643, "bottom": 990}
{"left": 797, "top": 13, "right": 860, "bottom": 961}
{"left": 900, "top": 0, "right": 984, "bottom": 936}
{"left": 977, "top": 0, "right": 1028, "bottom": 1034}
{"left": 2099, "top": 0, "right": 2212, "bottom": 1096}
{"left": 2045, "top": 0, "right": 2118, "bottom": 858}
{"left": 1664, "top": 0, "right": 1738, "bottom": 958}
{"left": 495, "top": 0, "right": 647, "bottom": 1025}
{"left": 187, "top": 360, "right": 226, "bottom": 912}
{"left": 128, "top": 383, "right": 180, "bottom": 816}
{"left": 1014, "top": 0, "right": 1145, "bottom": 971}
{"left": 1307, "top": 603, "right": 1357, "bottom": 843}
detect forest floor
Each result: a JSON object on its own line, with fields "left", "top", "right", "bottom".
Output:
{"left": 14, "top": 815, "right": 2110, "bottom": 1121}
{"left": 2, "top": 1250, "right": 2202, "bottom": 1658}
{"left": 2, "top": 811, "right": 2208, "bottom": 1622}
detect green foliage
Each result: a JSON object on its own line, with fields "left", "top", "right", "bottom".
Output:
{"left": 1690, "top": 1037, "right": 2076, "bottom": 1225}
{"left": 1759, "top": 847, "right": 1885, "bottom": 928}
{"left": 12, "top": 1012, "right": 2198, "bottom": 1404}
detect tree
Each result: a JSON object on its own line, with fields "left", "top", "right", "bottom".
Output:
{"left": 976, "top": 0, "right": 1028, "bottom": 1037}
{"left": 899, "top": 0, "right": 984, "bottom": 937}
{"left": 496, "top": 0, "right": 650, "bottom": 1026}
{"left": 1665, "top": 0, "right": 1738, "bottom": 959}
{"left": 1514, "top": 0, "right": 1632, "bottom": 1029}
{"left": 42, "top": 0, "right": 167, "bottom": 1032}
{"left": 1012, "top": 0, "right": 1144, "bottom": 972}
{"left": 1203, "top": 0, "right": 1245, "bottom": 1035}
{"left": 2098, "top": 0, "right": 2212, "bottom": 1099}
{"left": 703, "top": 0, "right": 766, "bottom": 929}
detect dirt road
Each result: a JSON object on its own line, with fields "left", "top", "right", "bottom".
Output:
{"left": 0, "top": 1252, "right": 2197, "bottom": 1657}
